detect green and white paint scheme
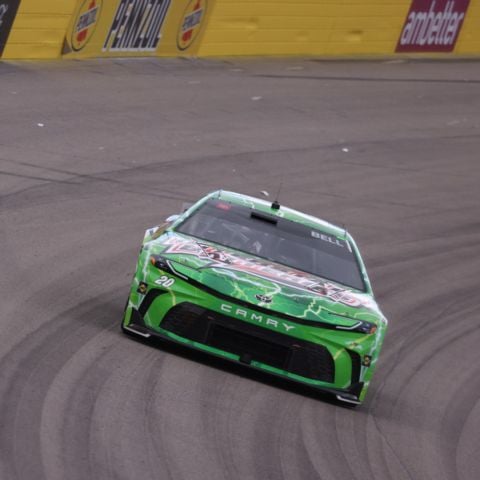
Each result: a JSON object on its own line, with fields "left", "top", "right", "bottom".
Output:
{"left": 122, "top": 191, "right": 388, "bottom": 406}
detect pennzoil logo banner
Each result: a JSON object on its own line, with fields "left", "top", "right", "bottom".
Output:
{"left": 0, "top": 0, "right": 20, "bottom": 57}
{"left": 63, "top": 0, "right": 208, "bottom": 58}
{"left": 396, "top": 0, "right": 470, "bottom": 52}
{"left": 177, "top": 0, "right": 207, "bottom": 51}
{"left": 103, "top": 0, "right": 171, "bottom": 52}
{"left": 71, "top": 0, "right": 103, "bottom": 52}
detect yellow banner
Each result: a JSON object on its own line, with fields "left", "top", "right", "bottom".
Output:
{"left": 197, "top": 0, "right": 480, "bottom": 57}
{"left": 2, "top": 0, "right": 480, "bottom": 59}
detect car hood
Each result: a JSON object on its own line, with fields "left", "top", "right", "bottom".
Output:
{"left": 146, "top": 232, "right": 383, "bottom": 327}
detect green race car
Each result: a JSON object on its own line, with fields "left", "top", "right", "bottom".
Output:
{"left": 122, "top": 191, "right": 387, "bottom": 405}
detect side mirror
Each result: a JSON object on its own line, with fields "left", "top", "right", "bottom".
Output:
{"left": 165, "top": 214, "right": 181, "bottom": 223}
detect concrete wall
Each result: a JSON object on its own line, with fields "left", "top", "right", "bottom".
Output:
{"left": 1, "top": 0, "right": 479, "bottom": 60}
{"left": 198, "top": 0, "right": 408, "bottom": 56}
{"left": 1, "top": 0, "right": 77, "bottom": 59}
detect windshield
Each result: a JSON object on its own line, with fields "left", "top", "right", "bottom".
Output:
{"left": 175, "top": 199, "right": 366, "bottom": 291}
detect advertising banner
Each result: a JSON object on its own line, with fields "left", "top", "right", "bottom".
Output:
{"left": 177, "top": 0, "right": 208, "bottom": 51}
{"left": 0, "top": 0, "right": 20, "bottom": 57}
{"left": 63, "top": 0, "right": 211, "bottom": 58}
{"left": 103, "top": 0, "right": 171, "bottom": 53}
{"left": 396, "top": 0, "right": 470, "bottom": 52}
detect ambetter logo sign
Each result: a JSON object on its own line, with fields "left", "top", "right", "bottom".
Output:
{"left": 396, "top": 0, "right": 470, "bottom": 52}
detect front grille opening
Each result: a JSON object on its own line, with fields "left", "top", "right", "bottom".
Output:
{"left": 209, "top": 324, "right": 290, "bottom": 370}
{"left": 160, "top": 303, "right": 335, "bottom": 383}
{"left": 160, "top": 304, "right": 209, "bottom": 343}
{"left": 347, "top": 349, "right": 361, "bottom": 384}
{"left": 289, "top": 345, "right": 335, "bottom": 383}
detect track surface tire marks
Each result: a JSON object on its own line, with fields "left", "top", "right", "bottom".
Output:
{"left": 1, "top": 58, "right": 479, "bottom": 480}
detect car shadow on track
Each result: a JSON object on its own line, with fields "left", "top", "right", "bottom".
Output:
{"left": 121, "top": 326, "right": 359, "bottom": 410}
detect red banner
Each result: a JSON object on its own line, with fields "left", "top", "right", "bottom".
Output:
{"left": 396, "top": 0, "right": 470, "bottom": 52}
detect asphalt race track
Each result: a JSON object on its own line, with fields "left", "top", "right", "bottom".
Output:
{"left": 1, "top": 57, "right": 479, "bottom": 480}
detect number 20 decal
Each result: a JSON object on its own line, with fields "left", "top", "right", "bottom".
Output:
{"left": 155, "top": 275, "right": 175, "bottom": 288}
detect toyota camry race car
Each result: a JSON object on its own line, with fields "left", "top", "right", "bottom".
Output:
{"left": 122, "top": 191, "right": 387, "bottom": 405}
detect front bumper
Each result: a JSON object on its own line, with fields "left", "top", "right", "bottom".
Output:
{"left": 123, "top": 300, "right": 366, "bottom": 405}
